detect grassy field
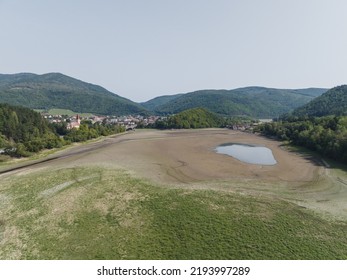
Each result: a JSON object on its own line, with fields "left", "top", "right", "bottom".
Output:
{"left": 35, "top": 108, "right": 93, "bottom": 117}
{"left": 1, "top": 166, "right": 346, "bottom": 260}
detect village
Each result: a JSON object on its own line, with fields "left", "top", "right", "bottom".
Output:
{"left": 41, "top": 112, "right": 160, "bottom": 130}
{"left": 40, "top": 112, "right": 271, "bottom": 132}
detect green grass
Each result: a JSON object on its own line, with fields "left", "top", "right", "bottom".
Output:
{"left": 48, "top": 108, "right": 93, "bottom": 117}
{"left": 0, "top": 167, "right": 346, "bottom": 259}
{"left": 34, "top": 108, "right": 93, "bottom": 117}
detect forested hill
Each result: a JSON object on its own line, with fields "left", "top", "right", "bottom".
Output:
{"left": 292, "top": 85, "right": 347, "bottom": 117}
{"left": 0, "top": 73, "right": 148, "bottom": 116}
{"left": 142, "top": 87, "right": 327, "bottom": 118}
{"left": 155, "top": 107, "right": 225, "bottom": 129}
{"left": 140, "top": 94, "right": 183, "bottom": 111}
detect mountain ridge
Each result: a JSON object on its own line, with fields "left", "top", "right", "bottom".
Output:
{"left": 0, "top": 72, "right": 149, "bottom": 116}
{"left": 0, "top": 72, "right": 329, "bottom": 118}
{"left": 142, "top": 87, "right": 327, "bottom": 118}
{"left": 292, "top": 85, "right": 347, "bottom": 117}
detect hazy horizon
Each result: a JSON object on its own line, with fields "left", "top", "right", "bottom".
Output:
{"left": 1, "top": 0, "right": 346, "bottom": 102}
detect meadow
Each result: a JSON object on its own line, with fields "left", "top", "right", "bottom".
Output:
{"left": 0, "top": 166, "right": 346, "bottom": 259}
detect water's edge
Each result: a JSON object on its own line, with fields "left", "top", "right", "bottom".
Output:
{"left": 215, "top": 143, "right": 277, "bottom": 165}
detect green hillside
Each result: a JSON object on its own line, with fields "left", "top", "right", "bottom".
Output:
{"left": 144, "top": 87, "right": 327, "bottom": 118}
{"left": 293, "top": 85, "right": 347, "bottom": 116}
{"left": 155, "top": 107, "right": 224, "bottom": 129}
{"left": 0, "top": 73, "right": 149, "bottom": 116}
{"left": 140, "top": 94, "right": 183, "bottom": 111}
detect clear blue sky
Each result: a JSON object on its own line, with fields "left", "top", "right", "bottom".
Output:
{"left": 0, "top": 0, "right": 346, "bottom": 102}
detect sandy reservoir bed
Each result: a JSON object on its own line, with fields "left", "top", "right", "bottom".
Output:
{"left": 35, "top": 128, "right": 318, "bottom": 184}
{"left": 2, "top": 129, "right": 346, "bottom": 219}
{"left": 0, "top": 129, "right": 322, "bottom": 186}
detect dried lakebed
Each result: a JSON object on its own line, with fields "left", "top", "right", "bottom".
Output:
{"left": 1, "top": 129, "right": 346, "bottom": 220}
{"left": 1, "top": 129, "right": 347, "bottom": 259}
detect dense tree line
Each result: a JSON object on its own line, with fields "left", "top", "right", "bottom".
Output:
{"left": 258, "top": 115, "right": 347, "bottom": 163}
{"left": 62, "top": 120, "right": 125, "bottom": 143}
{"left": 0, "top": 103, "right": 125, "bottom": 158}
{"left": 0, "top": 103, "right": 62, "bottom": 156}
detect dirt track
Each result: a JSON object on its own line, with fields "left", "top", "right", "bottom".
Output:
{"left": 2, "top": 129, "right": 346, "bottom": 219}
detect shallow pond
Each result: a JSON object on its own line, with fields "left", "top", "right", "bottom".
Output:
{"left": 215, "top": 143, "right": 277, "bottom": 165}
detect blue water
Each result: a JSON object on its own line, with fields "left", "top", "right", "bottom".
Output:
{"left": 215, "top": 143, "right": 277, "bottom": 165}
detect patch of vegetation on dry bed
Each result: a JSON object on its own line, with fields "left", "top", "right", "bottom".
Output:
{"left": 0, "top": 167, "right": 346, "bottom": 259}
